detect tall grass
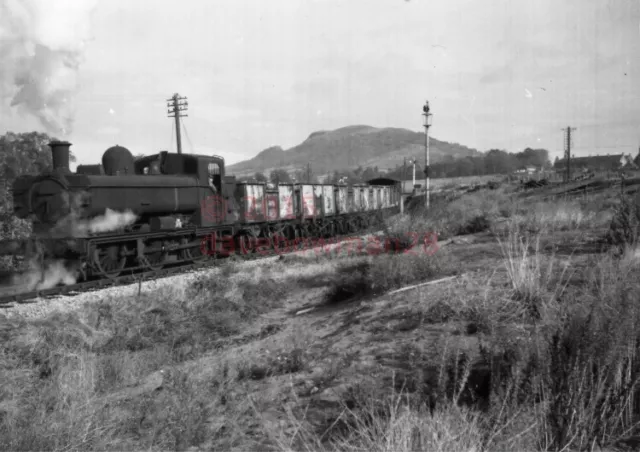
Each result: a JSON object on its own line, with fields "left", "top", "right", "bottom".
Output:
{"left": 490, "top": 221, "right": 640, "bottom": 451}
{"left": 0, "top": 270, "right": 287, "bottom": 451}
{"left": 496, "top": 222, "right": 572, "bottom": 319}
{"left": 281, "top": 203, "right": 640, "bottom": 452}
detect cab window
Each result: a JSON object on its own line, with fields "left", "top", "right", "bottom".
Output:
{"left": 207, "top": 162, "right": 221, "bottom": 192}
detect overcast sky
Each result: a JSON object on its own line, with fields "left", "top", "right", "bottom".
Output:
{"left": 1, "top": 0, "right": 639, "bottom": 168}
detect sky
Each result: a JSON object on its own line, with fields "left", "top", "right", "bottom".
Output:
{"left": 1, "top": 0, "right": 639, "bottom": 169}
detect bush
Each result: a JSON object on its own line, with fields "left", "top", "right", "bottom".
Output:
{"left": 325, "top": 251, "right": 452, "bottom": 304}
{"left": 608, "top": 192, "right": 640, "bottom": 248}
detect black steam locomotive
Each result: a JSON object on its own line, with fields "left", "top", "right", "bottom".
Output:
{"left": 9, "top": 141, "right": 402, "bottom": 280}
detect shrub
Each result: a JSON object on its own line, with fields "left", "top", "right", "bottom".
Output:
{"left": 608, "top": 192, "right": 640, "bottom": 249}
{"left": 325, "top": 250, "right": 451, "bottom": 304}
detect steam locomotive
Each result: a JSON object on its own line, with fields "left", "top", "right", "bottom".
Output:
{"left": 8, "top": 141, "right": 402, "bottom": 280}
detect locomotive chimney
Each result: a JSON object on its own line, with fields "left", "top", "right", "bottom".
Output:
{"left": 50, "top": 141, "right": 72, "bottom": 173}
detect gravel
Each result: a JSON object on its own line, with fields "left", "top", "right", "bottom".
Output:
{"left": 0, "top": 255, "right": 283, "bottom": 320}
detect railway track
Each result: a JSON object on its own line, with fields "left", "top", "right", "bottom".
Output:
{"left": 0, "top": 228, "right": 387, "bottom": 308}
{"left": 0, "top": 259, "right": 222, "bottom": 308}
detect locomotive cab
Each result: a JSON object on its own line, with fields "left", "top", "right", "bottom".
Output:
{"left": 134, "top": 152, "right": 225, "bottom": 193}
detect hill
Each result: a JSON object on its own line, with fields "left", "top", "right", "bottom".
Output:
{"left": 226, "top": 125, "right": 480, "bottom": 179}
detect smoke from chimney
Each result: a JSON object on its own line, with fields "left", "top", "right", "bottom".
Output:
{"left": 0, "top": 0, "right": 99, "bottom": 135}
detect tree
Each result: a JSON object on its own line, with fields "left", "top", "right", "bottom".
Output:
{"left": 269, "top": 169, "right": 292, "bottom": 184}
{"left": 292, "top": 167, "right": 319, "bottom": 183}
{"left": 254, "top": 171, "right": 267, "bottom": 182}
{"left": 485, "top": 149, "right": 516, "bottom": 174}
{"left": 517, "top": 148, "right": 550, "bottom": 168}
{"left": 0, "top": 131, "right": 76, "bottom": 180}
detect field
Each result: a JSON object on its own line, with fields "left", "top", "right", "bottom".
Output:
{"left": 1, "top": 181, "right": 640, "bottom": 451}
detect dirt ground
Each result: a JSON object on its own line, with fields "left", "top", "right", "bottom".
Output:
{"left": 134, "top": 225, "right": 613, "bottom": 450}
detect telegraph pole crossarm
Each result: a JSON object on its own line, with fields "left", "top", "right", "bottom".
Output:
{"left": 167, "top": 93, "right": 188, "bottom": 154}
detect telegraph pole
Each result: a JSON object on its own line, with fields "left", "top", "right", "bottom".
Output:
{"left": 307, "top": 163, "right": 311, "bottom": 182}
{"left": 411, "top": 157, "right": 416, "bottom": 189}
{"left": 403, "top": 157, "right": 407, "bottom": 183}
{"left": 167, "top": 93, "right": 188, "bottom": 154}
{"left": 562, "top": 126, "right": 576, "bottom": 182}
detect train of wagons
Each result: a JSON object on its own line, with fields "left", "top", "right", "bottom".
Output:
{"left": 8, "top": 141, "right": 402, "bottom": 280}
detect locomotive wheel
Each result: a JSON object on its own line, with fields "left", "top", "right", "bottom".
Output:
{"left": 92, "top": 246, "right": 126, "bottom": 279}
{"left": 139, "top": 241, "right": 168, "bottom": 271}
{"left": 180, "top": 237, "right": 209, "bottom": 262}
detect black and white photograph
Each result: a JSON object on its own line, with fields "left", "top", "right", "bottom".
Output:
{"left": 1, "top": 0, "right": 639, "bottom": 450}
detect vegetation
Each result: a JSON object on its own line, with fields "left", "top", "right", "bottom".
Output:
{"left": 240, "top": 145, "right": 554, "bottom": 184}
{"left": 386, "top": 147, "right": 552, "bottom": 180}
{"left": 3, "top": 131, "right": 640, "bottom": 451}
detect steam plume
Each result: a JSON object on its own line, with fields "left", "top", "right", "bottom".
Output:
{"left": 79, "top": 208, "right": 137, "bottom": 235}
{"left": 12, "top": 258, "right": 78, "bottom": 292}
{"left": 0, "top": 0, "right": 98, "bottom": 135}
{"left": 53, "top": 208, "right": 138, "bottom": 237}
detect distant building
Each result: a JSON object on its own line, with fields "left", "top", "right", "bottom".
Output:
{"left": 513, "top": 165, "right": 538, "bottom": 175}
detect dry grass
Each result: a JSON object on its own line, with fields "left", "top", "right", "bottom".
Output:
{"left": 0, "top": 270, "right": 287, "bottom": 451}
{"left": 496, "top": 222, "right": 572, "bottom": 319}
{"left": 323, "top": 250, "right": 454, "bottom": 304}
{"left": 2, "top": 186, "right": 640, "bottom": 451}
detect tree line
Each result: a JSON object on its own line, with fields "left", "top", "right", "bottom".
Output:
{"left": 243, "top": 148, "right": 552, "bottom": 184}
{"left": 385, "top": 148, "right": 552, "bottom": 180}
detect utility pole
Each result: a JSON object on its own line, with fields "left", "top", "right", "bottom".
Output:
{"left": 562, "top": 126, "right": 576, "bottom": 182}
{"left": 411, "top": 157, "right": 416, "bottom": 190}
{"left": 422, "top": 101, "right": 433, "bottom": 209}
{"left": 307, "top": 163, "right": 311, "bottom": 182}
{"left": 167, "top": 93, "right": 188, "bottom": 154}
{"left": 402, "top": 157, "right": 406, "bottom": 196}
